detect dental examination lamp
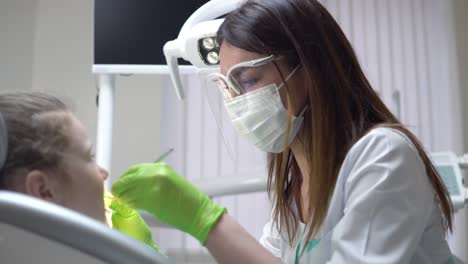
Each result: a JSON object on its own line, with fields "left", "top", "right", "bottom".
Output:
{"left": 163, "top": 0, "right": 245, "bottom": 100}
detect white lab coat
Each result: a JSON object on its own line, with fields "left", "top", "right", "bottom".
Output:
{"left": 260, "top": 128, "right": 453, "bottom": 264}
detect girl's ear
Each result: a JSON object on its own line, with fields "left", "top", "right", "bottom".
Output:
{"left": 24, "top": 170, "right": 55, "bottom": 202}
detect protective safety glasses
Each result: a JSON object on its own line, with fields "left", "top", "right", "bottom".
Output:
{"left": 212, "top": 55, "right": 282, "bottom": 99}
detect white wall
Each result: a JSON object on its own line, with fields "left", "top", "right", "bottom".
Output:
{"left": 453, "top": 1, "right": 468, "bottom": 262}
{"left": 29, "top": 0, "right": 163, "bottom": 178}
{"left": 0, "top": 0, "right": 37, "bottom": 92}
{"left": 453, "top": 0, "right": 468, "bottom": 151}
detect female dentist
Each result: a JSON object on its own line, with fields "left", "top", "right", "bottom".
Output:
{"left": 112, "top": 0, "right": 455, "bottom": 263}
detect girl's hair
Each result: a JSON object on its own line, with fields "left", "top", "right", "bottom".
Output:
{"left": 217, "top": 0, "right": 453, "bottom": 245}
{"left": 0, "top": 92, "right": 72, "bottom": 189}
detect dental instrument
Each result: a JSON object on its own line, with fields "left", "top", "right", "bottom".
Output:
{"left": 155, "top": 148, "right": 174, "bottom": 163}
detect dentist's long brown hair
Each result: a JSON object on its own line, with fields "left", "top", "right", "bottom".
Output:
{"left": 217, "top": 0, "right": 453, "bottom": 245}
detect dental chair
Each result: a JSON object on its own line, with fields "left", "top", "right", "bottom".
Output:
{"left": 0, "top": 191, "right": 172, "bottom": 264}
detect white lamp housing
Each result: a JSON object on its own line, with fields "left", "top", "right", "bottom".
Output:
{"left": 163, "top": 0, "right": 245, "bottom": 100}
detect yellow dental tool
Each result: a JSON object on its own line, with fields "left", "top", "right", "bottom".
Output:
{"left": 104, "top": 191, "right": 114, "bottom": 227}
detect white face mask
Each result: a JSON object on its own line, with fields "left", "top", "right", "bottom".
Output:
{"left": 223, "top": 65, "right": 305, "bottom": 153}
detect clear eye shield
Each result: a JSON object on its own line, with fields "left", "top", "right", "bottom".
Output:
{"left": 200, "top": 55, "right": 301, "bottom": 157}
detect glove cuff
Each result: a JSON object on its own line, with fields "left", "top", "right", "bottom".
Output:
{"left": 189, "top": 198, "right": 226, "bottom": 245}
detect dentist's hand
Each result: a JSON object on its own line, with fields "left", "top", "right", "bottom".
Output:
{"left": 111, "top": 163, "right": 226, "bottom": 244}
{"left": 105, "top": 193, "right": 161, "bottom": 253}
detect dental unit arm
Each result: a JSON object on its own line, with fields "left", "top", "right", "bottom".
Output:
{"left": 163, "top": 0, "right": 245, "bottom": 100}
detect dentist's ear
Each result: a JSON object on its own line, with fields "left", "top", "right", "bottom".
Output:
{"left": 24, "top": 170, "right": 55, "bottom": 202}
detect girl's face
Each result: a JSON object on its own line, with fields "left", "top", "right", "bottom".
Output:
{"left": 54, "top": 114, "right": 108, "bottom": 222}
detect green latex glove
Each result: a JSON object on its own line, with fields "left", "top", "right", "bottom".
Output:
{"left": 105, "top": 193, "right": 161, "bottom": 253}
{"left": 111, "top": 162, "right": 226, "bottom": 245}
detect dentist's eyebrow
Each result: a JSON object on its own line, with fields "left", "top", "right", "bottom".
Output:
{"left": 233, "top": 67, "right": 256, "bottom": 79}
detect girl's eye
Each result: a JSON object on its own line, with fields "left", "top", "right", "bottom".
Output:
{"left": 89, "top": 152, "right": 96, "bottom": 161}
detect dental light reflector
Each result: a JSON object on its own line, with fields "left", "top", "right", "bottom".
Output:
{"left": 202, "top": 37, "right": 216, "bottom": 50}
{"left": 207, "top": 51, "right": 220, "bottom": 64}
{"left": 199, "top": 37, "right": 220, "bottom": 65}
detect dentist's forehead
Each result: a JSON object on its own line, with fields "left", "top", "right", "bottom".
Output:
{"left": 219, "top": 42, "right": 266, "bottom": 75}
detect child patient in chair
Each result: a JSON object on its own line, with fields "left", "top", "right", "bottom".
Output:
{"left": 0, "top": 92, "right": 159, "bottom": 252}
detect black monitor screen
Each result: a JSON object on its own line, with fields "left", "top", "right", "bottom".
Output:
{"left": 94, "top": 0, "right": 207, "bottom": 66}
